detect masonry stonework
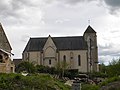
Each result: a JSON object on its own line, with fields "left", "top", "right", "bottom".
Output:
{"left": 23, "top": 25, "right": 99, "bottom": 72}
{"left": 0, "top": 23, "right": 15, "bottom": 73}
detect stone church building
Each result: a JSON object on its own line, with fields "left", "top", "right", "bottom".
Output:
{"left": 0, "top": 23, "right": 15, "bottom": 73}
{"left": 23, "top": 25, "right": 98, "bottom": 72}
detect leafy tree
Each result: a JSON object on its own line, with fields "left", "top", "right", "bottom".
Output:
{"left": 48, "top": 67, "right": 56, "bottom": 74}
{"left": 55, "top": 61, "right": 69, "bottom": 77}
{"left": 36, "top": 65, "right": 46, "bottom": 73}
{"left": 36, "top": 65, "right": 57, "bottom": 75}
{"left": 98, "top": 59, "right": 120, "bottom": 77}
{"left": 16, "top": 61, "right": 36, "bottom": 73}
{"left": 105, "top": 59, "right": 120, "bottom": 77}
{"left": 99, "top": 63, "right": 107, "bottom": 73}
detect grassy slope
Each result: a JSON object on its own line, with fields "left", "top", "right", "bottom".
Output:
{"left": 0, "top": 73, "right": 71, "bottom": 90}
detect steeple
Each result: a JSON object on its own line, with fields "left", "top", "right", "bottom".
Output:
{"left": 84, "top": 25, "right": 96, "bottom": 34}
{"left": 83, "top": 25, "right": 98, "bottom": 72}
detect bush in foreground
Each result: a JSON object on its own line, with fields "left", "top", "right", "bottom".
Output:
{"left": 0, "top": 73, "right": 70, "bottom": 90}
{"left": 81, "top": 84, "right": 99, "bottom": 90}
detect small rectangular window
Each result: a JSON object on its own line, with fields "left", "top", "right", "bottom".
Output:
{"left": 49, "top": 59, "right": 51, "bottom": 65}
{"left": 63, "top": 55, "right": 66, "bottom": 63}
{"left": 78, "top": 55, "right": 81, "bottom": 66}
{"left": 71, "top": 57, "right": 73, "bottom": 59}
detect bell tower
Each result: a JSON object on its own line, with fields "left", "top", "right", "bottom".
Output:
{"left": 83, "top": 25, "right": 98, "bottom": 72}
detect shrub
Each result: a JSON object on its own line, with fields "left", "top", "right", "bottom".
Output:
{"left": 0, "top": 73, "right": 70, "bottom": 90}
{"left": 99, "top": 76, "right": 120, "bottom": 87}
{"left": 81, "top": 84, "right": 99, "bottom": 90}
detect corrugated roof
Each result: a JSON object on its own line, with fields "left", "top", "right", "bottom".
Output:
{"left": 23, "top": 36, "right": 88, "bottom": 52}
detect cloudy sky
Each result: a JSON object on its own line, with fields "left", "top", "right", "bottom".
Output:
{"left": 0, "top": 0, "right": 120, "bottom": 64}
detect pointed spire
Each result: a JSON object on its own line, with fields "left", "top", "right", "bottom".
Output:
{"left": 84, "top": 25, "right": 96, "bottom": 33}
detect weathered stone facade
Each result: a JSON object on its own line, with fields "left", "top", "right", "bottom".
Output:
{"left": 23, "top": 25, "right": 98, "bottom": 72}
{"left": 0, "top": 23, "right": 15, "bottom": 73}
{"left": 0, "top": 49, "right": 15, "bottom": 73}
{"left": 83, "top": 26, "right": 98, "bottom": 72}
{"left": 0, "top": 23, "right": 12, "bottom": 52}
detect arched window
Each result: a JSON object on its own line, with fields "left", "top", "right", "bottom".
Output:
{"left": 70, "top": 52, "right": 73, "bottom": 59}
{"left": 63, "top": 55, "right": 66, "bottom": 63}
{"left": 78, "top": 55, "right": 81, "bottom": 66}
{"left": 49, "top": 59, "right": 51, "bottom": 65}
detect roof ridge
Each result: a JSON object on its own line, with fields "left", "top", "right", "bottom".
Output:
{"left": 30, "top": 36, "right": 83, "bottom": 39}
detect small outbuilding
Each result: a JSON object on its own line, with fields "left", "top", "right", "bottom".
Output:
{"left": 0, "top": 49, "right": 15, "bottom": 73}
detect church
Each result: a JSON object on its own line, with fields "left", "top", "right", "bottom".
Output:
{"left": 22, "top": 25, "right": 98, "bottom": 72}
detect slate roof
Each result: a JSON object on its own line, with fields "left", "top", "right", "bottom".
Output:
{"left": 0, "top": 24, "right": 12, "bottom": 50}
{"left": 23, "top": 36, "right": 88, "bottom": 52}
{"left": 84, "top": 25, "right": 96, "bottom": 33}
{"left": 13, "top": 59, "right": 22, "bottom": 67}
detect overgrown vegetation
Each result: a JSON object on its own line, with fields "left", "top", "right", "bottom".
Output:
{"left": 81, "top": 59, "right": 120, "bottom": 90}
{"left": 81, "top": 84, "right": 99, "bottom": 90}
{"left": 99, "top": 59, "right": 120, "bottom": 77}
{"left": 16, "top": 61, "right": 36, "bottom": 73}
{"left": 99, "top": 76, "right": 120, "bottom": 87}
{"left": 14, "top": 59, "right": 120, "bottom": 90}
{"left": 16, "top": 61, "right": 78, "bottom": 79}
{"left": 0, "top": 73, "right": 70, "bottom": 90}
{"left": 81, "top": 76, "right": 120, "bottom": 90}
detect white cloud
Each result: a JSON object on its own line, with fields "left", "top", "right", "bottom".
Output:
{"left": 0, "top": 0, "right": 120, "bottom": 64}
{"left": 101, "top": 0, "right": 120, "bottom": 15}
